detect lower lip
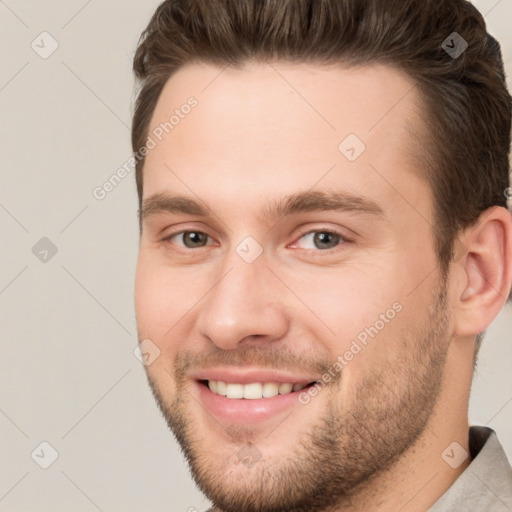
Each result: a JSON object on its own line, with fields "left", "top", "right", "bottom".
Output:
{"left": 194, "top": 381, "right": 311, "bottom": 424}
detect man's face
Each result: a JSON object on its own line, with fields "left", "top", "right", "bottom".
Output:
{"left": 135, "top": 62, "right": 453, "bottom": 512}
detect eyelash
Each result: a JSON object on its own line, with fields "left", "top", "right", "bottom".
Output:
{"left": 161, "top": 227, "right": 351, "bottom": 253}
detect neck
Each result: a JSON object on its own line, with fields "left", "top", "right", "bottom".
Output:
{"left": 341, "top": 418, "right": 471, "bottom": 512}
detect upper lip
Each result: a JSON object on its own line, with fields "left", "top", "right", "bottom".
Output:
{"left": 191, "top": 367, "right": 319, "bottom": 385}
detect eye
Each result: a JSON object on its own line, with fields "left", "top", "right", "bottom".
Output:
{"left": 294, "top": 229, "right": 346, "bottom": 250}
{"left": 164, "top": 230, "right": 212, "bottom": 249}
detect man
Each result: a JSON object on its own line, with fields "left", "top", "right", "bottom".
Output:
{"left": 132, "top": 0, "right": 512, "bottom": 510}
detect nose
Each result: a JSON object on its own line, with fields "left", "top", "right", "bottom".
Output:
{"left": 195, "top": 253, "right": 289, "bottom": 350}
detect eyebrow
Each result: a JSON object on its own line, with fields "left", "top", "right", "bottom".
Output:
{"left": 140, "top": 190, "right": 385, "bottom": 225}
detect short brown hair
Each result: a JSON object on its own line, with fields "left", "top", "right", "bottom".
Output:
{"left": 132, "top": 0, "right": 511, "bottom": 295}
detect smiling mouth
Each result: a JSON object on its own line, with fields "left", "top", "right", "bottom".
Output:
{"left": 199, "top": 379, "right": 318, "bottom": 399}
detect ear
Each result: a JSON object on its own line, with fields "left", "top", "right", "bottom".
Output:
{"left": 452, "top": 206, "right": 512, "bottom": 337}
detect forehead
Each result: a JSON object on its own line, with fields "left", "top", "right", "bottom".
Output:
{"left": 142, "top": 61, "right": 430, "bottom": 222}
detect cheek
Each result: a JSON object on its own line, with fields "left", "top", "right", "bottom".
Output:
{"left": 135, "top": 257, "right": 165, "bottom": 334}
{"left": 283, "top": 265, "right": 397, "bottom": 337}
{"left": 135, "top": 259, "right": 184, "bottom": 378}
{"left": 134, "top": 254, "right": 209, "bottom": 342}
{"left": 134, "top": 257, "right": 178, "bottom": 347}
{"left": 283, "top": 265, "right": 412, "bottom": 387}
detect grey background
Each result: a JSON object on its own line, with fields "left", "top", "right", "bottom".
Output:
{"left": 0, "top": 1, "right": 511, "bottom": 511}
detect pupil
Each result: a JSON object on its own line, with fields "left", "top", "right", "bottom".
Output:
{"left": 185, "top": 232, "right": 206, "bottom": 247}
{"left": 314, "top": 232, "right": 338, "bottom": 249}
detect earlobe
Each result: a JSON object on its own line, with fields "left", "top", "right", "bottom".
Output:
{"left": 453, "top": 206, "right": 512, "bottom": 337}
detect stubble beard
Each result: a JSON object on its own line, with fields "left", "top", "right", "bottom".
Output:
{"left": 145, "top": 283, "right": 450, "bottom": 512}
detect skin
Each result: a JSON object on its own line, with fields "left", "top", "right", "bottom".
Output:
{"left": 134, "top": 61, "right": 512, "bottom": 512}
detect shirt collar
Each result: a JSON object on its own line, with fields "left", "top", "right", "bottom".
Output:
{"left": 429, "top": 426, "right": 512, "bottom": 511}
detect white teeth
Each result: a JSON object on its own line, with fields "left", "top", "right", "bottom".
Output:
{"left": 207, "top": 380, "right": 308, "bottom": 399}
{"left": 226, "top": 383, "right": 244, "bottom": 399}
{"left": 262, "top": 382, "right": 279, "bottom": 398}
{"left": 278, "top": 383, "right": 293, "bottom": 394}
{"left": 216, "top": 380, "right": 227, "bottom": 396}
{"left": 243, "top": 383, "right": 263, "bottom": 399}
